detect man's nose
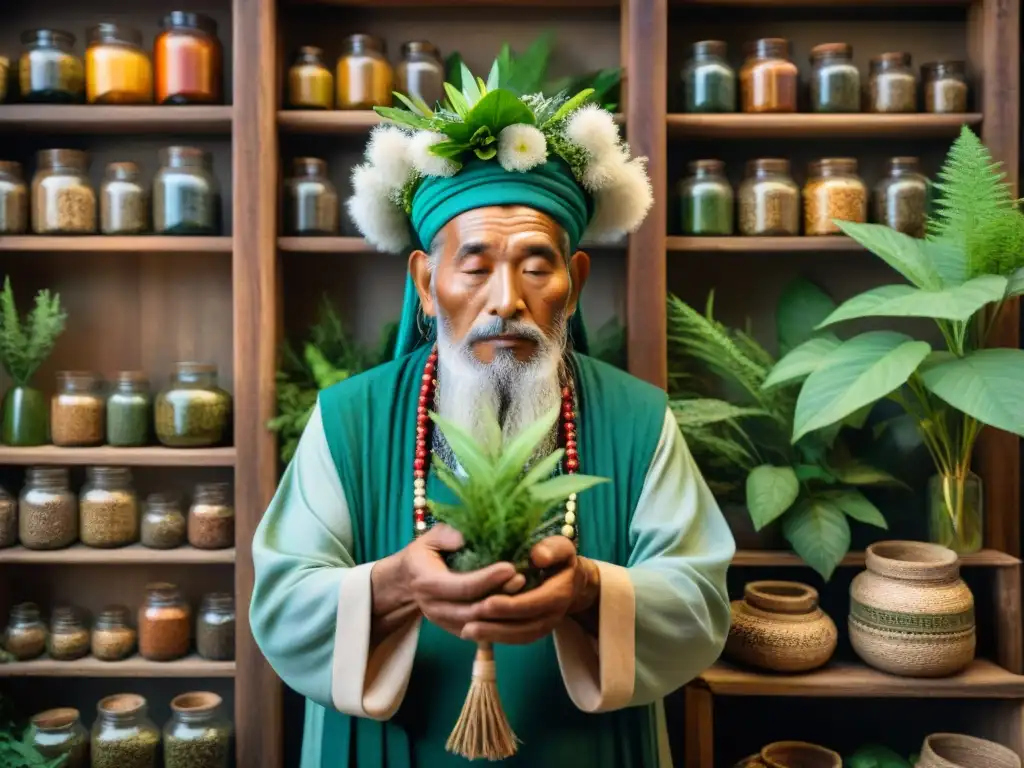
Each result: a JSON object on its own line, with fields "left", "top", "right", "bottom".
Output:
{"left": 487, "top": 266, "right": 526, "bottom": 319}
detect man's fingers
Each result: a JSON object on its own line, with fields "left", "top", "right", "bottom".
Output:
{"left": 414, "top": 561, "right": 518, "bottom": 602}
{"left": 422, "top": 599, "right": 485, "bottom": 630}
{"left": 474, "top": 569, "right": 574, "bottom": 620}
{"left": 531, "top": 536, "right": 576, "bottom": 569}
{"left": 461, "top": 617, "right": 557, "bottom": 645}
{"left": 501, "top": 573, "right": 527, "bottom": 594}
{"left": 419, "top": 523, "right": 465, "bottom": 553}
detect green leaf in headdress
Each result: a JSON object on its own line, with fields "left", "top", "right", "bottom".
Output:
{"left": 466, "top": 89, "right": 536, "bottom": 135}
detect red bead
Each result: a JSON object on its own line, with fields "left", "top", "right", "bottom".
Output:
{"left": 415, "top": 447, "right": 428, "bottom": 460}
{"left": 414, "top": 510, "right": 426, "bottom": 521}
{"left": 422, "top": 373, "right": 433, "bottom": 384}
{"left": 566, "top": 458, "right": 579, "bottom": 471}
{"left": 416, "top": 426, "right": 427, "bottom": 439}
{"left": 562, "top": 411, "right": 575, "bottom": 423}
{"left": 418, "top": 395, "right": 428, "bottom": 407}
{"left": 414, "top": 470, "right": 425, "bottom": 479}
{"left": 566, "top": 447, "right": 578, "bottom": 459}
{"left": 562, "top": 386, "right": 571, "bottom": 398}
{"left": 417, "top": 415, "right": 428, "bottom": 427}
{"left": 414, "top": 458, "right": 425, "bottom": 471}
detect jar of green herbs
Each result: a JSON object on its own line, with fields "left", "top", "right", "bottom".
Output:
{"left": 26, "top": 708, "right": 89, "bottom": 768}
{"left": 809, "top": 42, "right": 861, "bottom": 113}
{"left": 163, "top": 692, "right": 232, "bottom": 768}
{"left": 679, "top": 159, "right": 733, "bottom": 235}
{"left": 682, "top": 40, "right": 735, "bottom": 113}
{"left": 107, "top": 370, "right": 151, "bottom": 446}
{"left": 0, "top": 485, "right": 16, "bottom": 548}
{"left": 91, "top": 694, "right": 160, "bottom": 768}
{"left": 155, "top": 362, "right": 231, "bottom": 447}
{"left": 141, "top": 492, "right": 187, "bottom": 549}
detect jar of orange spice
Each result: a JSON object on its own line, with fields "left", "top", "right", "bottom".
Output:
{"left": 138, "top": 582, "right": 191, "bottom": 661}
{"left": 740, "top": 38, "right": 798, "bottom": 113}
{"left": 86, "top": 23, "right": 153, "bottom": 104}
{"left": 155, "top": 12, "right": 222, "bottom": 105}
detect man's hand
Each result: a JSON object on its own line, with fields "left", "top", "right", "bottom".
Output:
{"left": 460, "top": 536, "right": 600, "bottom": 646}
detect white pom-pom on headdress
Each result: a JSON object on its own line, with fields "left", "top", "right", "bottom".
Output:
{"left": 564, "top": 104, "right": 620, "bottom": 161}
{"left": 346, "top": 163, "right": 411, "bottom": 254}
{"left": 366, "top": 125, "right": 413, "bottom": 191}
{"left": 410, "top": 131, "right": 458, "bottom": 178}
{"left": 583, "top": 156, "right": 654, "bottom": 244}
{"left": 497, "top": 125, "right": 548, "bottom": 172}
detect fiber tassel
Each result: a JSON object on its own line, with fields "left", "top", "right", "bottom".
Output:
{"left": 445, "top": 642, "right": 519, "bottom": 761}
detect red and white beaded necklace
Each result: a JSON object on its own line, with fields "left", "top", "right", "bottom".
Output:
{"left": 412, "top": 346, "right": 580, "bottom": 542}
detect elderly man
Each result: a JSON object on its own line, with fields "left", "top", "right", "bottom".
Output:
{"left": 250, "top": 78, "right": 734, "bottom": 768}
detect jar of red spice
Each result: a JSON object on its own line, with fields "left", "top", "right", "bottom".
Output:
{"left": 154, "top": 12, "right": 222, "bottom": 105}
{"left": 138, "top": 582, "right": 191, "bottom": 661}
{"left": 740, "top": 38, "right": 798, "bottom": 113}
{"left": 188, "top": 482, "right": 234, "bottom": 550}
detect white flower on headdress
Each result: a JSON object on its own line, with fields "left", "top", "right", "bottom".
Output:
{"left": 409, "top": 131, "right": 457, "bottom": 178}
{"left": 565, "top": 104, "right": 620, "bottom": 161}
{"left": 366, "top": 125, "right": 413, "bottom": 191}
{"left": 581, "top": 146, "right": 627, "bottom": 192}
{"left": 584, "top": 156, "right": 654, "bottom": 243}
{"left": 497, "top": 124, "right": 548, "bottom": 172}
{"left": 346, "top": 163, "right": 411, "bottom": 254}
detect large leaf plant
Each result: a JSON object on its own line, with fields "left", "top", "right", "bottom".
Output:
{"left": 767, "top": 126, "right": 1024, "bottom": 546}
{"left": 668, "top": 279, "right": 904, "bottom": 580}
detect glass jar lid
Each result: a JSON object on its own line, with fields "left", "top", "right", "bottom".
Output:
{"left": 37, "top": 149, "right": 89, "bottom": 173}
{"left": 343, "top": 34, "right": 386, "bottom": 56}
{"left": 922, "top": 60, "right": 966, "bottom": 78}
{"left": 21, "top": 29, "right": 76, "bottom": 50}
{"left": 692, "top": 40, "right": 727, "bottom": 59}
{"left": 97, "top": 693, "right": 147, "bottom": 723}
{"left": 194, "top": 481, "right": 231, "bottom": 506}
{"left": 870, "top": 51, "right": 912, "bottom": 72}
{"left": 200, "top": 592, "right": 234, "bottom": 612}
{"left": 25, "top": 466, "right": 70, "bottom": 489}
{"left": 113, "top": 370, "right": 149, "bottom": 390}
{"left": 746, "top": 158, "right": 790, "bottom": 176}
{"left": 87, "top": 23, "right": 144, "bottom": 48}
{"left": 144, "top": 581, "right": 183, "bottom": 606}
{"left": 292, "top": 157, "right": 328, "bottom": 177}
{"left": 887, "top": 156, "right": 922, "bottom": 173}
{"left": 86, "top": 465, "right": 133, "bottom": 485}
{"left": 161, "top": 12, "right": 218, "bottom": 36}
{"left": 145, "top": 492, "right": 182, "bottom": 512}
{"left": 688, "top": 159, "right": 725, "bottom": 175}
{"left": 747, "top": 38, "right": 790, "bottom": 59}
{"left": 57, "top": 370, "right": 102, "bottom": 392}
{"left": 9, "top": 601, "right": 42, "bottom": 623}
{"left": 810, "top": 157, "right": 858, "bottom": 176}
{"left": 0, "top": 161, "right": 24, "bottom": 180}
{"left": 50, "top": 605, "right": 85, "bottom": 631}
{"left": 293, "top": 45, "right": 326, "bottom": 65}
{"left": 31, "top": 708, "right": 82, "bottom": 733}
{"left": 104, "top": 162, "right": 142, "bottom": 182}
{"left": 159, "top": 146, "right": 211, "bottom": 169}
{"left": 170, "top": 691, "right": 223, "bottom": 722}
{"left": 95, "top": 604, "right": 132, "bottom": 628}
{"left": 810, "top": 42, "right": 853, "bottom": 62}
{"left": 400, "top": 40, "right": 441, "bottom": 59}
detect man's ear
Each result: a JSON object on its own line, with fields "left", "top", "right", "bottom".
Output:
{"left": 409, "top": 250, "right": 436, "bottom": 317}
{"left": 566, "top": 250, "right": 591, "bottom": 317}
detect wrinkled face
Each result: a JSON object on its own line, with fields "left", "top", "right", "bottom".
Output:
{"left": 410, "top": 206, "right": 590, "bottom": 365}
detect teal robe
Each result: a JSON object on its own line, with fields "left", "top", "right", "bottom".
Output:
{"left": 251, "top": 346, "right": 734, "bottom": 767}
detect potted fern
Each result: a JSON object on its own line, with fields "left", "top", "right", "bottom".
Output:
{"left": 0, "top": 277, "right": 67, "bottom": 447}
{"left": 767, "top": 126, "right": 1024, "bottom": 554}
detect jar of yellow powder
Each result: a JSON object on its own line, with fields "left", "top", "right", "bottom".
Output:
{"left": 86, "top": 23, "right": 153, "bottom": 104}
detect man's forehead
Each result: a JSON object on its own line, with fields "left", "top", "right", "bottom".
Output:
{"left": 441, "top": 207, "right": 565, "bottom": 252}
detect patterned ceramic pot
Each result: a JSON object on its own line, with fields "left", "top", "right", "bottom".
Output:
{"left": 849, "top": 541, "right": 975, "bottom": 677}
{"left": 726, "top": 581, "right": 838, "bottom": 672}
{"left": 733, "top": 741, "right": 842, "bottom": 767}
{"left": 918, "top": 733, "right": 1021, "bottom": 768}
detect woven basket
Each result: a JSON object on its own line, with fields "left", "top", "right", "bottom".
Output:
{"left": 733, "top": 741, "right": 842, "bottom": 767}
{"left": 917, "top": 733, "right": 1021, "bottom": 768}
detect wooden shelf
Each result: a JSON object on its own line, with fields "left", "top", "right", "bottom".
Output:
{"left": 701, "top": 660, "right": 1024, "bottom": 698}
{"left": 0, "top": 544, "right": 235, "bottom": 565}
{"left": 674, "top": 0, "right": 968, "bottom": 5}
{"left": 0, "top": 105, "right": 233, "bottom": 134}
{"left": 286, "top": 0, "right": 618, "bottom": 7}
{"left": 733, "top": 548, "right": 1020, "bottom": 568}
{"left": 0, "top": 446, "right": 236, "bottom": 467}
{"left": 278, "top": 236, "right": 373, "bottom": 253}
{"left": 667, "top": 236, "right": 863, "bottom": 253}
{"left": 0, "top": 236, "right": 232, "bottom": 253}
{"left": 667, "top": 113, "right": 983, "bottom": 139}
{"left": 279, "top": 110, "right": 380, "bottom": 134}
{"left": 0, "top": 654, "right": 235, "bottom": 678}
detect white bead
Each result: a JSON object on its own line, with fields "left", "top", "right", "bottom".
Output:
{"left": 565, "top": 500, "right": 576, "bottom": 513}
{"left": 414, "top": 487, "right": 426, "bottom": 498}
{"left": 416, "top": 520, "right": 427, "bottom": 531}
{"left": 569, "top": 493, "right": 577, "bottom": 502}
{"left": 413, "top": 497, "right": 427, "bottom": 509}
{"left": 414, "top": 479, "right": 425, "bottom": 490}
{"left": 564, "top": 511, "right": 576, "bottom": 525}
{"left": 561, "top": 524, "right": 575, "bottom": 538}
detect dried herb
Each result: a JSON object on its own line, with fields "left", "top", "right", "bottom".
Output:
{"left": 164, "top": 729, "right": 230, "bottom": 768}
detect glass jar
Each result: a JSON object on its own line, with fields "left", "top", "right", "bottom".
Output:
{"left": 196, "top": 593, "right": 235, "bottom": 661}
{"left": 80, "top": 466, "right": 139, "bottom": 548}
{"left": 101, "top": 162, "right": 148, "bottom": 235}
{"left": 682, "top": 40, "right": 736, "bottom": 114}
{"left": 141, "top": 493, "right": 187, "bottom": 549}
{"left": 163, "top": 692, "right": 232, "bottom": 768}
{"left": 875, "top": 156, "right": 929, "bottom": 238}
{"left": 86, "top": 23, "right": 153, "bottom": 104}
{"left": 679, "top": 160, "right": 733, "bottom": 235}
{"left": 869, "top": 52, "right": 917, "bottom": 113}
{"left": 154, "top": 146, "right": 219, "bottom": 235}
{"left": 31, "top": 149, "right": 97, "bottom": 234}
{"left": 19, "top": 29, "right": 84, "bottom": 103}
{"left": 397, "top": 41, "right": 445, "bottom": 110}
{"left": 19, "top": 467, "right": 77, "bottom": 550}
{"left": 0, "top": 57, "right": 8, "bottom": 103}
{"left": 155, "top": 362, "right": 232, "bottom": 447}
{"left": 92, "top": 605, "right": 137, "bottom": 661}
{"left": 740, "top": 38, "right": 798, "bottom": 114}
{"left": 48, "top": 605, "right": 90, "bottom": 661}
{"left": 107, "top": 371, "right": 151, "bottom": 446}
{"left": 287, "top": 46, "right": 333, "bottom": 110}
{"left": 155, "top": 12, "right": 222, "bottom": 105}
{"left": 0, "top": 485, "right": 15, "bottom": 548}
{"left": 51, "top": 370, "right": 105, "bottom": 446}
{"left": 189, "top": 482, "right": 234, "bottom": 550}
{"left": 91, "top": 694, "right": 160, "bottom": 768}
{"left": 285, "top": 157, "right": 339, "bottom": 235}
{"left": 929, "top": 471, "right": 983, "bottom": 555}
{"left": 803, "top": 158, "right": 867, "bottom": 236}
{"left": 4, "top": 602, "right": 47, "bottom": 660}
{"left": 0, "top": 161, "right": 28, "bottom": 235}
{"left": 923, "top": 60, "right": 968, "bottom": 114}
{"left": 738, "top": 159, "right": 800, "bottom": 236}
{"left": 26, "top": 708, "right": 89, "bottom": 768}
{"left": 139, "top": 582, "right": 191, "bottom": 661}
{"left": 337, "top": 34, "right": 393, "bottom": 110}
{"left": 809, "top": 42, "right": 860, "bottom": 113}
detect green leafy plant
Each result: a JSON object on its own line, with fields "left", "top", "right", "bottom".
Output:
{"left": 847, "top": 744, "right": 914, "bottom": 768}
{"left": 429, "top": 406, "right": 607, "bottom": 588}
{"left": 768, "top": 126, "right": 1024, "bottom": 548}
{"left": 0, "top": 276, "right": 67, "bottom": 387}
{"left": 668, "top": 280, "right": 904, "bottom": 580}
{"left": 0, "top": 695, "right": 68, "bottom": 768}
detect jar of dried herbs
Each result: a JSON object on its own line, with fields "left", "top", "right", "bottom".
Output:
{"left": 196, "top": 593, "right": 235, "bottom": 661}
{"left": 163, "top": 692, "right": 232, "bottom": 768}
{"left": 875, "top": 156, "right": 929, "bottom": 238}
{"left": 0, "top": 160, "right": 28, "bottom": 234}
{"left": 0, "top": 57, "right": 8, "bottom": 104}
{"left": 284, "top": 157, "right": 339, "bottom": 235}
{"left": 922, "top": 60, "right": 968, "bottom": 114}
{"left": 154, "top": 146, "right": 219, "bottom": 235}
{"left": 4, "top": 602, "right": 47, "bottom": 660}
{"left": 31, "top": 149, "right": 97, "bottom": 234}
{"left": 803, "top": 158, "right": 867, "bottom": 236}
{"left": 287, "top": 46, "right": 333, "bottom": 109}
{"left": 138, "top": 582, "right": 191, "bottom": 661}
{"left": 107, "top": 371, "right": 151, "bottom": 446}
{"left": 189, "top": 482, "right": 234, "bottom": 550}
{"left": 155, "top": 362, "right": 232, "bottom": 447}
{"left": 80, "top": 466, "right": 139, "bottom": 548}
{"left": 26, "top": 708, "right": 89, "bottom": 768}
{"left": 91, "top": 694, "right": 160, "bottom": 768}
{"left": 397, "top": 41, "right": 445, "bottom": 112}
{"left": 48, "top": 605, "right": 90, "bottom": 661}
{"left": 809, "top": 42, "right": 860, "bottom": 113}
{"left": 869, "top": 52, "right": 917, "bottom": 113}
{"left": 19, "top": 29, "right": 84, "bottom": 103}
{"left": 101, "top": 162, "right": 148, "bottom": 234}
{"left": 51, "top": 370, "right": 105, "bottom": 446}
{"left": 738, "top": 158, "right": 800, "bottom": 236}
{"left": 739, "top": 38, "right": 798, "bottom": 113}
{"left": 682, "top": 40, "right": 736, "bottom": 113}
{"left": 0, "top": 485, "right": 16, "bottom": 549}
{"left": 679, "top": 160, "right": 733, "bottom": 235}
{"left": 91, "top": 605, "right": 137, "bottom": 661}
{"left": 141, "top": 493, "right": 187, "bottom": 549}
{"left": 19, "top": 466, "right": 77, "bottom": 550}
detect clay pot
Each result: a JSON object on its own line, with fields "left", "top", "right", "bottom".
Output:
{"left": 733, "top": 741, "right": 842, "bottom": 767}
{"left": 917, "top": 733, "right": 1021, "bottom": 768}
{"left": 726, "top": 581, "right": 838, "bottom": 672}
{"left": 849, "top": 541, "right": 975, "bottom": 677}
